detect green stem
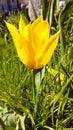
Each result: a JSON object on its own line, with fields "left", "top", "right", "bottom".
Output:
{"left": 32, "top": 69, "right": 36, "bottom": 101}
{"left": 32, "top": 69, "right": 37, "bottom": 119}
{"left": 49, "top": 0, "right": 54, "bottom": 27}
{"left": 58, "top": 16, "right": 65, "bottom": 64}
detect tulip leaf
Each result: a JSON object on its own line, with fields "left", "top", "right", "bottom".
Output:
{"left": 35, "top": 67, "right": 45, "bottom": 88}
{"left": 32, "top": 67, "right": 45, "bottom": 118}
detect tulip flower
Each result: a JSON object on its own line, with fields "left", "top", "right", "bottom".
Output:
{"left": 5, "top": 16, "right": 60, "bottom": 69}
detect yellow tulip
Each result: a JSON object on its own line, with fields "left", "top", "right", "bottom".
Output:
{"left": 5, "top": 16, "right": 60, "bottom": 69}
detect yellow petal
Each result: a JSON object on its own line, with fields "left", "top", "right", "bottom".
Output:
{"left": 22, "top": 24, "right": 35, "bottom": 56}
{"left": 42, "top": 31, "right": 60, "bottom": 54}
{"left": 35, "top": 53, "right": 44, "bottom": 69}
{"left": 19, "top": 16, "right": 32, "bottom": 43}
{"left": 35, "top": 31, "right": 60, "bottom": 68}
{"left": 5, "top": 21, "right": 35, "bottom": 68}
{"left": 32, "top": 18, "right": 50, "bottom": 54}
{"left": 23, "top": 23, "right": 31, "bottom": 42}
{"left": 5, "top": 21, "right": 29, "bottom": 64}
{"left": 19, "top": 15, "right": 26, "bottom": 33}
{"left": 32, "top": 16, "right": 42, "bottom": 28}
{"left": 19, "top": 16, "right": 33, "bottom": 49}
{"left": 41, "top": 31, "right": 60, "bottom": 65}
{"left": 5, "top": 21, "right": 19, "bottom": 47}
{"left": 17, "top": 35, "right": 30, "bottom": 66}
{"left": 32, "top": 17, "right": 50, "bottom": 38}
{"left": 17, "top": 34, "right": 35, "bottom": 67}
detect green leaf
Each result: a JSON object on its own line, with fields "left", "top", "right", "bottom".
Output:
{"left": 35, "top": 67, "right": 45, "bottom": 88}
